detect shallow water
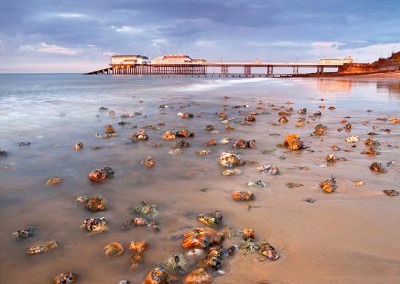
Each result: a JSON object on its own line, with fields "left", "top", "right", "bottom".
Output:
{"left": 1, "top": 74, "right": 400, "bottom": 283}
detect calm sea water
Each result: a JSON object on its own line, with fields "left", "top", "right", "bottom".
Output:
{"left": 0, "top": 74, "right": 399, "bottom": 283}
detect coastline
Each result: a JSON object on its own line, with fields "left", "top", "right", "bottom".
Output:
{"left": 293, "top": 70, "right": 400, "bottom": 80}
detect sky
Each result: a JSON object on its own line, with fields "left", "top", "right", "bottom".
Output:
{"left": 0, "top": 0, "right": 399, "bottom": 73}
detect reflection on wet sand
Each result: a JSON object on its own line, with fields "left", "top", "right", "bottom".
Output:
{"left": 317, "top": 79, "right": 353, "bottom": 93}
{"left": 377, "top": 81, "right": 400, "bottom": 95}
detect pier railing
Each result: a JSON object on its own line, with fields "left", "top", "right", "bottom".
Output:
{"left": 84, "top": 61, "right": 343, "bottom": 76}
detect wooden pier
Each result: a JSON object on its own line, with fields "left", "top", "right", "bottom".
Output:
{"left": 84, "top": 57, "right": 349, "bottom": 76}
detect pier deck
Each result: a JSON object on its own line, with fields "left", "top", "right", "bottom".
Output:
{"left": 84, "top": 61, "right": 345, "bottom": 76}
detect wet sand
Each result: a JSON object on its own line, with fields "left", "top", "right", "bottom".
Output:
{"left": 0, "top": 76, "right": 399, "bottom": 283}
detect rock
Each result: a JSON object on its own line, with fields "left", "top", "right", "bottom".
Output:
{"left": 183, "top": 268, "right": 212, "bottom": 284}
{"left": 82, "top": 217, "right": 108, "bottom": 232}
{"left": 383, "top": 190, "right": 399, "bottom": 196}
{"left": 131, "top": 129, "right": 149, "bottom": 141}
{"left": 143, "top": 266, "right": 168, "bottom": 284}
{"left": 369, "top": 162, "right": 387, "bottom": 173}
{"left": 232, "top": 191, "right": 255, "bottom": 201}
{"left": 13, "top": 227, "right": 33, "bottom": 240}
{"left": 54, "top": 271, "right": 78, "bottom": 284}
{"left": 176, "top": 128, "right": 195, "bottom": 138}
{"left": 312, "top": 124, "right": 328, "bottom": 136}
{"left": 161, "top": 131, "right": 176, "bottom": 140}
{"left": 197, "top": 210, "right": 223, "bottom": 227}
{"left": 129, "top": 240, "right": 149, "bottom": 253}
{"left": 258, "top": 242, "right": 280, "bottom": 260}
{"left": 104, "top": 242, "right": 124, "bottom": 256}
{"left": 219, "top": 152, "right": 245, "bottom": 167}
{"left": 345, "top": 136, "right": 360, "bottom": 143}
{"left": 86, "top": 196, "right": 107, "bottom": 212}
{"left": 73, "top": 142, "right": 84, "bottom": 150}
{"left": 242, "top": 227, "right": 255, "bottom": 240}
{"left": 320, "top": 177, "right": 337, "bottom": 193}
{"left": 284, "top": 134, "right": 303, "bottom": 150}
{"left": 46, "top": 177, "right": 62, "bottom": 185}
{"left": 26, "top": 241, "right": 57, "bottom": 254}
{"left": 182, "top": 227, "right": 224, "bottom": 248}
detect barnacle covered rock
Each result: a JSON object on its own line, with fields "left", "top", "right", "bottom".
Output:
{"left": 129, "top": 240, "right": 149, "bottom": 253}
{"left": 389, "top": 117, "right": 400, "bottom": 123}
{"left": 312, "top": 124, "right": 328, "bottom": 136}
{"left": 242, "top": 227, "right": 255, "bottom": 240}
{"left": 104, "top": 242, "right": 124, "bottom": 257}
{"left": 197, "top": 210, "right": 223, "bottom": 227}
{"left": 361, "top": 147, "right": 380, "bottom": 155}
{"left": 131, "top": 129, "right": 149, "bottom": 141}
{"left": 284, "top": 134, "right": 303, "bottom": 150}
{"left": 143, "top": 266, "right": 168, "bottom": 284}
{"left": 82, "top": 217, "right": 109, "bottom": 232}
{"left": 76, "top": 195, "right": 89, "bottom": 203}
{"left": 173, "top": 140, "right": 191, "bottom": 148}
{"left": 364, "top": 138, "right": 380, "bottom": 147}
{"left": 197, "top": 247, "right": 224, "bottom": 270}
{"left": 162, "top": 254, "right": 188, "bottom": 274}
{"left": 343, "top": 123, "right": 352, "bottom": 132}
{"left": 131, "top": 217, "right": 148, "bottom": 226}
{"left": 196, "top": 150, "right": 211, "bottom": 155}
{"left": 203, "top": 139, "right": 217, "bottom": 146}
{"left": 27, "top": 241, "right": 58, "bottom": 255}
{"left": 88, "top": 169, "right": 105, "bottom": 182}
{"left": 279, "top": 116, "right": 288, "bottom": 123}
{"left": 178, "top": 112, "right": 194, "bottom": 118}
{"left": 130, "top": 253, "right": 144, "bottom": 270}
{"left": 176, "top": 128, "right": 195, "bottom": 138}
{"left": 13, "top": 228, "right": 33, "bottom": 240}
{"left": 369, "top": 162, "right": 387, "bottom": 173}
{"left": 232, "top": 191, "right": 255, "bottom": 201}
{"left": 258, "top": 242, "right": 280, "bottom": 260}
{"left": 182, "top": 227, "right": 224, "bottom": 248}
{"left": 161, "top": 131, "right": 176, "bottom": 140}
{"left": 327, "top": 153, "right": 337, "bottom": 163}
{"left": 320, "top": 177, "right": 337, "bottom": 193}
{"left": 46, "top": 177, "right": 62, "bottom": 185}
{"left": 298, "top": 108, "right": 307, "bottom": 114}
{"left": 134, "top": 201, "right": 158, "bottom": 217}
{"left": 54, "top": 271, "right": 78, "bottom": 284}
{"left": 245, "top": 115, "right": 256, "bottom": 122}
{"left": 219, "top": 152, "right": 245, "bottom": 167}
{"left": 247, "top": 180, "right": 268, "bottom": 188}
{"left": 346, "top": 136, "right": 360, "bottom": 143}
{"left": 73, "top": 142, "right": 84, "bottom": 150}
{"left": 183, "top": 268, "right": 212, "bottom": 284}
{"left": 104, "top": 124, "right": 118, "bottom": 138}
{"left": 86, "top": 196, "right": 108, "bottom": 212}
{"left": 105, "top": 124, "right": 117, "bottom": 134}
{"left": 222, "top": 169, "right": 242, "bottom": 176}
{"left": 383, "top": 190, "right": 399, "bottom": 196}
{"left": 88, "top": 165, "right": 114, "bottom": 182}
{"left": 141, "top": 156, "right": 156, "bottom": 167}
{"left": 232, "top": 139, "right": 256, "bottom": 149}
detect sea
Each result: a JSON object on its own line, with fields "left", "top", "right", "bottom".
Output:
{"left": 0, "top": 74, "right": 399, "bottom": 283}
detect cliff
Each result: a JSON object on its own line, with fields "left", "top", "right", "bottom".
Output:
{"left": 338, "top": 51, "right": 400, "bottom": 73}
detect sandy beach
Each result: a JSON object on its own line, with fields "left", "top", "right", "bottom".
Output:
{"left": 0, "top": 74, "right": 399, "bottom": 283}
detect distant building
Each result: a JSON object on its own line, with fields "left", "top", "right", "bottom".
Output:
{"left": 111, "top": 55, "right": 148, "bottom": 65}
{"left": 319, "top": 56, "right": 353, "bottom": 64}
{"left": 150, "top": 54, "right": 206, "bottom": 64}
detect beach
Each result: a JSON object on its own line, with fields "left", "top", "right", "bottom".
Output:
{"left": 0, "top": 74, "right": 399, "bottom": 283}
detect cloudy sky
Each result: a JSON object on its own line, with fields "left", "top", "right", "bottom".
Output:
{"left": 0, "top": 0, "right": 399, "bottom": 73}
